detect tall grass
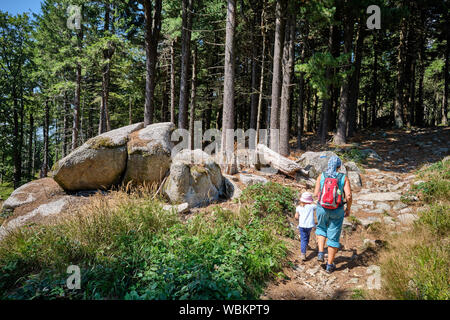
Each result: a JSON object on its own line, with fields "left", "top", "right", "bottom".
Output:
{"left": 375, "top": 157, "right": 450, "bottom": 300}
{"left": 0, "top": 183, "right": 293, "bottom": 300}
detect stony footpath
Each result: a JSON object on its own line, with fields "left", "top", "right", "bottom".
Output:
{"left": 260, "top": 127, "right": 449, "bottom": 300}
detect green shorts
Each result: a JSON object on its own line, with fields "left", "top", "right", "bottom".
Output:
{"left": 315, "top": 205, "right": 345, "bottom": 248}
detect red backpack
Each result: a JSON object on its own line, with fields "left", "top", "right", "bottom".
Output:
{"left": 319, "top": 173, "right": 344, "bottom": 209}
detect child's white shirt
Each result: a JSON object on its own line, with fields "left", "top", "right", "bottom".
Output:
{"left": 296, "top": 203, "right": 317, "bottom": 228}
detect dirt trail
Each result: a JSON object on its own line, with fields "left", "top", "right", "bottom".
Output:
{"left": 259, "top": 127, "right": 450, "bottom": 300}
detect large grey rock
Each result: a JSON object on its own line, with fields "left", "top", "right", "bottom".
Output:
{"left": 375, "top": 202, "right": 391, "bottom": 212}
{"left": 393, "top": 202, "right": 408, "bottom": 210}
{"left": 123, "top": 122, "right": 175, "bottom": 185}
{"left": 239, "top": 173, "right": 268, "bottom": 186}
{"left": 162, "top": 149, "right": 225, "bottom": 207}
{"left": 359, "top": 216, "right": 382, "bottom": 228}
{"left": 1, "top": 195, "right": 75, "bottom": 242}
{"left": 297, "top": 151, "right": 341, "bottom": 178}
{"left": 223, "top": 175, "right": 242, "bottom": 200}
{"left": 347, "top": 171, "right": 362, "bottom": 188}
{"left": 163, "top": 202, "right": 190, "bottom": 214}
{"left": 53, "top": 123, "right": 144, "bottom": 191}
{"left": 2, "top": 178, "right": 64, "bottom": 211}
{"left": 355, "top": 192, "right": 402, "bottom": 202}
{"left": 344, "top": 161, "right": 361, "bottom": 173}
{"left": 361, "top": 149, "right": 382, "bottom": 161}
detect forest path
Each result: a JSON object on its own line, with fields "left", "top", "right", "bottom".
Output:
{"left": 260, "top": 127, "right": 450, "bottom": 300}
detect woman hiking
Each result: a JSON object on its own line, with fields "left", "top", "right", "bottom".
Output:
{"left": 313, "top": 156, "right": 352, "bottom": 274}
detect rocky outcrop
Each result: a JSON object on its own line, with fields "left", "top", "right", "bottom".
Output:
{"left": 223, "top": 175, "right": 242, "bottom": 200}
{"left": 355, "top": 192, "right": 402, "bottom": 202}
{"left": 347, "top": 171, "right": 362, "bottom": 188}
{"left": 162, "top": 149, "right": 225, "bottom": 207}
{"left": 0, "top": 178, "right": 87, "bottom": 241}
{"left": 53, "top": 122, "right": 144, "bottom": 191}
{"left": 297, "top": 151, "right": 342, "bottom": 178}
{"left": 239, "top": 173, "right": 268, "bottom": 186}
{"left": 123, "top": 122, "right": 175, "bottom": 185}
{"left": 2, "top": 178, "right": 64, "bottom": 211}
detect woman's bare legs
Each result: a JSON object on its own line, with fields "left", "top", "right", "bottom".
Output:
{"left": 317, "top": 235, "right": 326, "bottom": 252}
{"left": 328, "top": 246, "right": 338, "bottom": 265}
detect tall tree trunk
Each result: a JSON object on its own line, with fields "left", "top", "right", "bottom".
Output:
{"left": 170, "top": 40, "right": 176, "bottom": 124}
{"left": 319, "top": 25, "right": 336, "bottom": 144}
{"left": 279, "top": 16, "right": 295, "bottom": 156}
{"left": 255, "top": 1, "right": 266, "bottom": 144}
{"left": 269, "top": 0, "right": 286, "bottom": 150}
{"left": 348, "top": 21, "right": 365, "bottom": 137}
{"left": 41, "top": 100, "right": 50, "bottom": 178}
{"left": 416, "top": 15, "right": 426, "bottom": 127}
{"left": 99, "top": 1, "right": 113, "bottom": 134}
{"left": 178, "top": 0, "right": 193, "bottom": 129}
{"left": 297, "top": 25, "right": 308, "bottom": 149}
{"left": 143, "top": 0, "right": 162, "bottom": 126}
{"left": 129, "top": 96, "right": 133, "bottom": 124}
{"left": 221, "top": 0, "right": 236, "bottom": 174}
{"left": 443, "top": 12, "right": 449, "bottom": 126}
{"left": 333, "top": 12, "right": 354, "bottom": 145}
{"left": 249, "top": 31, "right": 259, "bottom": 130}
{"left": 72, "top": 65, "right": 81, "bottom": 151}
{"left": 189, "top": 46, "right": 197, "bottom": 149}
{"left": 62, "top": 93, "right": 69, "bottom": 156}
{"left": 27, "top": 112, "right": 34, "bottom": 179}
{"left": 394, "top": 18, "right": 407, "bottom": 128}
{"left": 12, "top": 84, "right": 21, "bottom": 188}
{"left": 72, "top": 26, "right": 83, "bottom": 151}
{"left": 371, "top": 32, "right": 378, "bottom": 127}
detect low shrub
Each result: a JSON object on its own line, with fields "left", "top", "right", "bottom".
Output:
{"left": 0, "top": 184, "right": 291, "bottom": 300}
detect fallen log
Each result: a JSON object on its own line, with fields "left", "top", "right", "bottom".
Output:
{"left": 256, "top": 144, "right": 306, "bottom": 176}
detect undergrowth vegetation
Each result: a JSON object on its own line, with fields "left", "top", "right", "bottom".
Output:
{"left": 376, "top": 157, "right": 449, "bottom": 300}
{"left": 0, "top": 183, "right": 295, "bottom": 300}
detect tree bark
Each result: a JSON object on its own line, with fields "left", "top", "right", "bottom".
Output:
{"left": 348, "top": 21, "right": 365, "bottom": 137}
{"left": 269, "top": 0, "right": 286, "bottom": 150}
{"left": 279, "top": 15, "right": 295, "bottom": 156}
{"left": 297, "top": 25, "right": 308, "bottom": 149}
{"left": 27, "top": 112, "right": 34, "bottom": 179}
{"left": 333, "top": 12, "right": 354, "bottom": 145}
{"left": 189, "top": 46, "right": 197, "bottom": 149}
{"left": 221, "top": 0, "right": 237, "bottom": 174}
{"left": 170, "top": 40, "right": 176, "bottom": 124}
{"left": 394, "top": 18, "right": 407, "bottom": 128}
{"left": 443, "top": 10, "right": 449, "bottom": 126}
{"left": 255, "top": 1, "right": 266, "bottom": 145}
{"left": 41, "top": 100, "right": 50, "bottom": 178}
{"left": 143, "top": 0, "right": 162, "bottom": 126}
{"left": 99, "top": 1, "right": 113, "bottom": 134}
{"left": 178, "top": 0, "right": 193, "bottom": 129}
{"left": 319, "top": 25, "right": 336, "bottom": 144}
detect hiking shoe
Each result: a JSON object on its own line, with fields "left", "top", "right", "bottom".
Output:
{"left": 326, "top": 263, "right": 336, "bottom": 274}
{"left": 300, "top": 253, "right": 306, "bottom": 261}
{"left": 317, "top": 252, "right": 325, "bottom": 262}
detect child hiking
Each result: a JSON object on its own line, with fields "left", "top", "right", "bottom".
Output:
{"left": 313, "top": 156, "right": 353, "bottom": 274}
{"left": 294, "top": 192, "right": 317, "bottom": 261}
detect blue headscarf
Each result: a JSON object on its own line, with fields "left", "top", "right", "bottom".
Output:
{"left": 325, "top": 156, "right": 342, "bottom": 178}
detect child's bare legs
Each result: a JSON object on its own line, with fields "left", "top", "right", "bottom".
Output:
{"left": 327, "top": 246, "right": 338, "bottom": 265}
{"left": 317, "top": 235, "right": 326, "bottom": 252}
